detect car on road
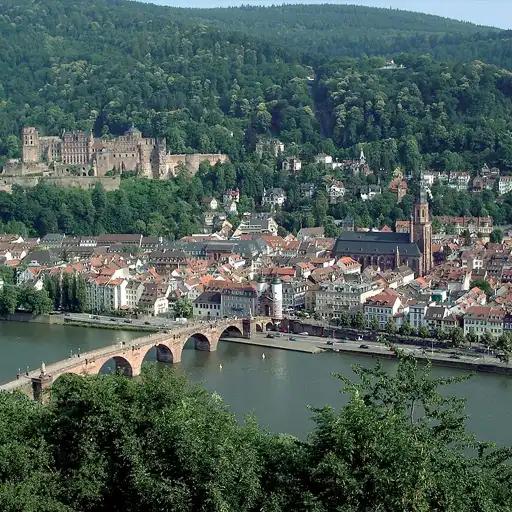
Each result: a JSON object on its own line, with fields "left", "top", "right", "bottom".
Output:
{"left": 109, "top": 318, "right": 117, "bottom": 322}
{"left": 326, "top": 340, "right": 334, "bottom": 345}
{"left": 449, "top": 354, "right": 461, "bottom": 359}
{"left": 92, "top": 315, "right": 100, "bottom": 320}
{"left": 359, "top": 344, "right": 369, "bottom": 349}
{"left": 299, "top": 332, "right": 309, "bottom": 336}
{"left": 266, "top": 333, "right": 275, "bottom": 339}
{"left": 123, "top": 319, "right": 133, "bottom": 324}
{"left": 144, "top": 321, "right": 151, "bottom": 325}
{"left": 289, "top": 336, "right": 297, "bottom": 341}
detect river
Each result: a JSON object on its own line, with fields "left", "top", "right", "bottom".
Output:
{"left": 1, "top": 321, "right": 511, "bottom": 445}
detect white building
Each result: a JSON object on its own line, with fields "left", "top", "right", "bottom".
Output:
{"left": 282, "top": 157, "right": 302, "bottom": 173}
{"left": 463, "top": 306, "right": 505, "bottom": 339}
{"left": 233, "top": 213, "right": 279, "bottom": 238}
{"left": 498, "top": 176, "right": 512, "bottom": 196}
{"left": 327, "top": 180, "right": 346, "bottom": 204}
{"left": 125, "top": 280, "right": 144, "bottom": 310}
{"left": 408, "top": 302, "right": 428, "bottom": 329}
{"left": 448, "top": 171, "right": 471, "bottom": 191}
{"left": 315, "top": 153, "right": 333, "bottom": 166}
{"left": 363, "top": 289, "right": 402, "bottom": 328}
{"left": 316, "top": 277, "right": 382, "bottom": 319}
{"left": 282, "top": 278, "right": 307, "bottom": 311}
{"left": 262, "top": 188, "right": 287, "bottom": 208}
{"left": 85, "top": 276, "right": 128, "bottom": 313}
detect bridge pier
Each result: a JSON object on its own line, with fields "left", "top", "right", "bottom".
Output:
{"left": 31, "top": 373, "right": 53, "bottom": 402}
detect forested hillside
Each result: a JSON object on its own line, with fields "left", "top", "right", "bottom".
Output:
{"left": 317, "top": 55, "right": 512, "bottom": 171}
{"left": 2, "top": 0, "right": 512, "bottom": 235}
{"left": 0, "top": 0, "right": 318, "bottom": 161}
{"left": 182, "top": 4, "right": 510, "bottom": 65}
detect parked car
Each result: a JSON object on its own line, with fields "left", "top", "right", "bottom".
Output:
{"left": 449, "top": 354, "right": 461, "bottom": 359}
{"left": 144, "top": 321, "right": 151, "bottom": 325}
{"left": 289, "top": 336, "right": 297, "bottom": 341}
{"left": 299, "top": 332, "right": 309, "bottom": 336}
{"left": 266, "top": 333, "right": 275, "bottom": 339}
{"left": 92, "top": 315, "right": 100, "bottom": 320}
{"left": 109, "top": 318, "right": 117, "bottom": 322}
{"left": 359, "top": 344, "right": 369, "bottom": 349}
{"left": 326, "top": 340, "right": 334, "bottom": 345}
{"left": 123, "top": 319, "right": 133, "bottom": 324}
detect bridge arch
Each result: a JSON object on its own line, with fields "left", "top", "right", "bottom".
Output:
{"left": 98, "top": 355, "right": 134, "bottom": 377}
{"left": 141, "top": 343, "right": 176, "bottom": 365}
{"left": 184, "top": 332, "right": 213, "bottom": 352}
{"left": 219, "top": 325, "right": 244, "bottom": 338}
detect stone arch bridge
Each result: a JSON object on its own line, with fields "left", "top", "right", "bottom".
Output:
{"left": 0, "top": 317, "right": 271, "bottom": 400}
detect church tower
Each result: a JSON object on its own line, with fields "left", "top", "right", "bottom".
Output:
{"left": 412, "top": 184, "right": 433, "bottom": 276}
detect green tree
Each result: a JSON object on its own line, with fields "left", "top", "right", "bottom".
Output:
{"left": 385, "top": 319, "right": 397, "bottom": 334}
{"left": 471, "top": 278, "right": 493, "bottom": 298}
{"left": 418, "top": 325, "right": 430, "bottom": 338}
{"left": 44, "top": 274, "right": 61, "bottom": 311}
{"left": 351, "top": 311, "right": 365, "bottom": 329}
{"left": 0, "top": 265, "right": 15, "bottom": 285}
{"left": 18, "top": 287, "right": 53, "bottom": 315}
{"left": 448, "top": 327, "right": 465, "bottom": 348}
{"left": 0, "top": 285, "right": 18, "bottom": 315}
{"left": 398, "top": 321, "right": 413, "bottom": 336}
{"left": 490, "top": 228, "right": 504, "bottom": 244}
{"left": 174, "top": 298, "right": 193, "bottom": 319}
{"left": 369, "top": 317, "right": 380, "bottom": 331}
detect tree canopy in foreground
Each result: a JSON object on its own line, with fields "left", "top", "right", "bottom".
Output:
{"left": 0, "top": 355, "right": 510, "bottom": 511}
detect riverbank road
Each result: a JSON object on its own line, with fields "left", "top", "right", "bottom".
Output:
{"left": 221, "top": 332, "right": 323, "bottom": 354}
{"left": 294, "top": 334, "right": 512, "bottom": 373}
{"left": 61, "top": 313, "right": 180, "bottom": 330}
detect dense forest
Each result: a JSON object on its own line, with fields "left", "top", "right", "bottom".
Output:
{"left": 1, "top": 0, "right": 512, "bottom": 169}
{"left": 182, "top": 4, "right": 512, "bottom": 65}
{"left": 2, "top": 0, "right": 512, "bottom": 235}
{"left": 1, "top": 357, "right": 511, "bottom": 511}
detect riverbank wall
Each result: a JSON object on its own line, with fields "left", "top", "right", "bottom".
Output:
{"left": 0, "top": 313, "right": 64, "bottom": 325}
{"left": 222, "top": 336, "right": 322, "bottom": 354}
{"left": 0, "top": 314, "right": 154, "bottom": 333}
{"left": 327, "top": 344, "right": 512, "bottom": 376}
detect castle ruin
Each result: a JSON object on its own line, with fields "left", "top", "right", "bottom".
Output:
{"left": 5, "top": 126, "right": 228, "bottom": 180}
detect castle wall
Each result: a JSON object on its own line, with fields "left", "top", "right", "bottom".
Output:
{"left": 164, "top": 153, "right": 229, "bottom": 177}
{"left": 0, "top": 176, "right": 121, "bottom": 193}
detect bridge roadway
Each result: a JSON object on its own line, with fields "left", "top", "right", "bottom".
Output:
{"left": 0, "top": 317, "right": 271, "bottom": 399}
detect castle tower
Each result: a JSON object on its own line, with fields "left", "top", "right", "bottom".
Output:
{"left": 151, "top": 138, "right": 167, "bottom": 179}
{"left": 255, "top": 275, "right": 267, "bottom": 295}
{"left": 412, "top": 184, "right": 433, "bottom": 276}
{"left": 22, "top": 127, "right": 40, "bottom": 163}
{"left": 271, "top": 277, "right": 283, "bottom": 321}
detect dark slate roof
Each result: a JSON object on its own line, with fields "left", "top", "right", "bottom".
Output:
{"left": 194, "top": 291, "right": 222, "bottom": 305}
{"left": 333, "top": 231, "right": 421, "bottom": 257}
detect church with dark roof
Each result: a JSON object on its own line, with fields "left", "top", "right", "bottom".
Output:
{"left": 332, "top": 187, "right": 433, "bottom": 276}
